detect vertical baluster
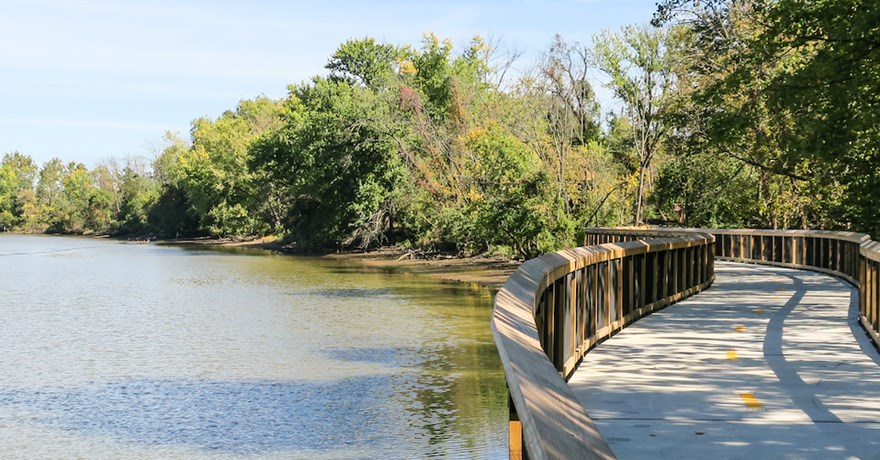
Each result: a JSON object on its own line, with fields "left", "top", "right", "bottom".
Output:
{"left": 616, "top": 257, "right": 624, "bottom": 326}
{"left": 873, "top": 261, "right": 879, "bottom": 333}
{"left": 508, "top": 397, "right": 524, "bottom": 460}
{"left": 860, "top": 255, "right": 867, "bottom": 322}
{"left": 639, "top": 252, "right": 647, "bottom": 309}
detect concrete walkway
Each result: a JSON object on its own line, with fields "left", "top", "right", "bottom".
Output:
{"left": 569, "top": 262, "right": 880, "bottom": 459}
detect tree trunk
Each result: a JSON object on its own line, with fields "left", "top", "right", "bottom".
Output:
{"left": 634, "top": 163, "right": 647, "bottom": 225}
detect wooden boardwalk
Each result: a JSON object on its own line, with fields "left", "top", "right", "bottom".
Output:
{"left": 568, "top": 262, "right": 880, "bottom": 459}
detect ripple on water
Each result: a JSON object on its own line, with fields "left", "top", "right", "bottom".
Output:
{"left": 0, "top": 378, "right": 400, "bottom": 454}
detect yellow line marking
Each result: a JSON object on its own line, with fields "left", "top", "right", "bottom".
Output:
{"left": 753, "top": 309, "right": 765, "bottom": 314}
{"left": 734, "top": 325, "right": 746, "bottom": 332}
{"left": 775, "top": 287, "right": 787, "bottom": 291}
{"left": 726, "top": 350, "right": 739, "bottom": 360}
{"left": 739, "top": 392, "right": 763, "bottom": 409}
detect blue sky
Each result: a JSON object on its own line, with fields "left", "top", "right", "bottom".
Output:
{"left": 1, "top": 0, "right": 659, "bottom": 167}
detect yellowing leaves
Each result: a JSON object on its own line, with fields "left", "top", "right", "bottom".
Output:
{"left": 398, "top": 60, "right": 417, "bottom": 74}
{"left": 466, "top": 187, "right": 483, "bottom": 202}
{"left": 465, "top": 127, "right": 487, "bottom": 143}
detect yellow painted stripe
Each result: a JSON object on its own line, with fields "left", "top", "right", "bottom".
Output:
{"left": 739, "top": 392, "right": 763, "bottom": 409}
{"left": 734, "top": 325, "right": 746, "bottom": 332}
{"left": 775, "top": 287, "right": 787, "bottom": 291}
{"left": 726, "top": 350, "right": 739, "bottom": 360}
{"left": 753, "top": 309, "right": 765, "bottom": 314}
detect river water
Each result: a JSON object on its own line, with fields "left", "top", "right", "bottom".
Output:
{"left": 0, "top": 234, "right": 507, "bottom": 459}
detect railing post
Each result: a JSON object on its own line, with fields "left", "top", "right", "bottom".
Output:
{"left": 626, "top": 256, "right": 635, "bottom": 318}
{"left": 672, "top": 249, "right": 680, "bottom": 293}
{"left": 659, "top": 252, "right": 668, "bottom": 299}
{"left": 547, "top": 283, "right": 556, "bottom": 368}
{"left": 638, "top": 253, "right": 647, "bottom": 309}
{"left": 861, "top": 257, "right": 868, "bottom": 324}
{"left": 616, "top": 258, "right": 624, "bottom": 325}
{"left": 689, "top": 246, "right": 696, "bottom": 289}
{"left": 508, "top": 396, "right": 525, "bottom": 460}
{"left": 651, "top": 252, "right": 659, "bottom": 303}
{"left": 869, "top": 260, "right": 874, "bottom": 331}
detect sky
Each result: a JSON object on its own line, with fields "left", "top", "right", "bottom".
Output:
{"left": 1, "top": 0, "right": 660, "bottom": 168}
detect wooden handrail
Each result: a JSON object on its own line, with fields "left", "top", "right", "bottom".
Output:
{"left": 585, "top": 227, "right": 880, "bottom": 350}
{"left": 492, "top": 234, "right": 715, "bottom": 459}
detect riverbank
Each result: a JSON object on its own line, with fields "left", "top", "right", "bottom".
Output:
{"left": 156, "top": 236, "right": 521, "bottom": 290}
{"left": 324, "top": 249, "right": 521, "bottom": 290}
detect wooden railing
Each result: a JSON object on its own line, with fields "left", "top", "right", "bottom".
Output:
{"left": 491, "top": 234, "right": 715, "bottom": 459}
{"left": 585, "top": 228, "right": 880, "bottom": 349}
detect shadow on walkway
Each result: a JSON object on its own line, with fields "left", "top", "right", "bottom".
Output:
{"left": 568, "top": 262, "right": 880, "bottom": 459}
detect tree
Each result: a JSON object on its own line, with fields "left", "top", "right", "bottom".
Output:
{"left": 92, "top": 159, "right": 124, "bottom": 218}
{"left": 653, "top": 0, "right": 877, "bottom": 232}
{"left": 177, "top": 96, "right": 283, "bottom": 236}
{"left": 759, "top": 0, "right": 880, "bottom": 233}
{"left": 258, "top": 76, "right": 407, "bottom": 248}
{"left": 0, "top": 152, "right": 37, "bottom": 230}
{"left": 516, "top": 36, "right": 604, "bottom": 218}
{"left": 593, "top": 24, "right": 676, "bottom": 225}
{"left": 461, "top": 124, "right": 563, "bottom": 258}
{"left": 114, "top": 157, "right": 160, "bottom": 234}
{"left": 326, "top": 38, "right": 401, "bottom": 90}
{"left": 150, "top": 132, "right": 199, "bottom": 237}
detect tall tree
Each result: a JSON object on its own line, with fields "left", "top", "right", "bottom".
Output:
{"left": 593, "top": 24, "right": 676, "bottom": 225}
{"left": 0, "top": 152, "right": 37, "bottom": 230}
{"left": 326, "top": 37, "right": 401, "bottom": 90}
{"left": 251, "top": 77, "right": 405, "bottom": 249}
{"left": 527, "top": 36, "right": 604, "bottom": 216}
{"left": 178, "top": 96, "right": 283, "bottom": 236}
{"left": 760, "top": 0, "right": 880, "bottom": 233}
{"left": 654, "top": 0, "right": 878, "bottom": 231}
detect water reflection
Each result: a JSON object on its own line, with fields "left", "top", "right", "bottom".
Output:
{"left": 287, "top": 288, "right": 398, "bottom": 299}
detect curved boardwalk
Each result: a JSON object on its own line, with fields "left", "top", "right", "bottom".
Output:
{"left": 568, "top": 262, "right": 880, "bottom": 459}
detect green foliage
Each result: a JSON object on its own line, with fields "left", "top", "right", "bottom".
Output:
{"left": 178, "top": 97, "right": 283, "bottom": 236}
{"left": 410, "top": 34, "right": 456, "bottom": 113}
{"left": 654, "top": 0, "right": 879, "bottom": 234}
{"left": 116, "top": 165, "right": 160, "bottom": 234}
{"left": 30, "top": 160, "right": 116, "bottom": 234}
{"left": 0, "top": 152, "right": 37, "bottom": 230}
{"left": 327, "top": 38, "right": 400, "bottom": 89}
{"left": 422, "top": 124, "right": 561, "bottom": 257}
{"left": 593, "top": 24, "right": 676, "bottom": 225}
{"left": 653, "top": 153, "right": 757, "bottom": 227}
{"left": 251, "top": 77, "right": 404, "bottom": 248}
{"left": 759, "top": 0, "right": 880, "bottom": 234}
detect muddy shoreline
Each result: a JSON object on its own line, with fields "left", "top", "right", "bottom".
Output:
{"left": 154, "top": 236, "right": 521, "bottom": 290}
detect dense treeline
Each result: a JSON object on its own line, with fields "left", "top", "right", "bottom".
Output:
{"left": 2, "top": 0, "right": 877, "bottom": 257}
{"left": 652, "top": 0, "right": 880, "bottom": 235}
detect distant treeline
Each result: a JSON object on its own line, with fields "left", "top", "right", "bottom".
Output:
{"left": 1, "top": 0, "right": 877, "bottom": 257}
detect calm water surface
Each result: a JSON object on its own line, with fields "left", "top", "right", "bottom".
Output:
{"left": 0, "top": 234, "right": 507, "bottom": 459}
